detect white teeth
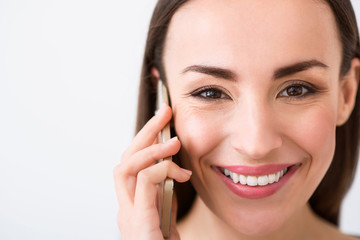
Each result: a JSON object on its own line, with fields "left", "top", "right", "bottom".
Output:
{"left": 258, "top": 176, "right": 269, "bottom": 186}
{"left": 246, "top": 176, "right": 258, "bottom": 186}
{"left": 231, "top": 172, "right": 239, "bottom": 183}
{"left": 268, "top": 173, "right": 275, "bottom": 184}
{"left": 239, "top": 174, "right": 247, "bottom": 185}
{"left": 222, "top": 167, "right": 288, "bottom": 186}
{"left": 275, "top": 171, "right": 280, "bottom": 182}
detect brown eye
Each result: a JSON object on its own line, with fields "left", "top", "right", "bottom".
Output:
{"left": 287, "top": 86, "right": 305, "bottom": 96}
{"left": 201, "top": 89, "right": 223, "bottom": 98}
{"left": 191, "top": 87, "right": 230, "bottom": 100}
{"left": 278, "top": 84, "right": 311, "bottom": 98}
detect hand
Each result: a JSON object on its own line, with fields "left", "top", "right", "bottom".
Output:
{"left": 114, "top": 104, "right": 192, "bottom": 240}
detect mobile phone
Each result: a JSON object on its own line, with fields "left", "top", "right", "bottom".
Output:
{"left": 156, "top": 80, "right": 174, "bottom": 238}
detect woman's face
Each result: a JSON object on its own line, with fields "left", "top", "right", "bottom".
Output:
{"left": 164, "top": 0, "right": 344, "bottom": 235}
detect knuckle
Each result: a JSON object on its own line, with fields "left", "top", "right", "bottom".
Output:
{"left": 148, "top": 145, "right": 160, "bottom": 161}
{"left": 161, "top": 160, "right": 172, "bottom": 169}
{"left": 113, "top": 163, "right": 127, "bottom": 178}
{"left": 136, "top": 169, "right": 149, "bottom": 181}
{"left": 121, "top": 151, "right": 130, "bottom": 162}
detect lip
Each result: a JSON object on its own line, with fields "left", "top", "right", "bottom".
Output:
{"left": 213, "top": 163, "right": 301, "bottom": 199}
{"left": 217, "top": 163, "right": 294, "bottom": 176}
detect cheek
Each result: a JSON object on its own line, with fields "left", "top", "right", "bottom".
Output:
{"left": 283, "top": 105, "right": 337, "bottom": 185}
{"left": 173, "top": 105, "right": 224, "bottom": 167}
{"left": 290, "top": 108, "right": 336, "bottom": 161}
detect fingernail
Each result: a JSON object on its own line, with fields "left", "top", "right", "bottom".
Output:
{"left": 169, "top": 136, "right": 178, "bottom": 142}
{"left": 181, "top": 168, "right": 192, "bottom": 176}
{"left": 155, "top": 103, "right": 167, "bottom": 115}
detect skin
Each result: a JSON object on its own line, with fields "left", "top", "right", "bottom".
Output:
{"left": 114, "top": 0, "right": 359, "bottom": 239}
{"left": 164, "top": 0, "right": 359, "bottom": 239}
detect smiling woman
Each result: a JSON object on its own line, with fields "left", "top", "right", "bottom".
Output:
{"left": 114, "top": 0, "right": 360, "bottom": 239}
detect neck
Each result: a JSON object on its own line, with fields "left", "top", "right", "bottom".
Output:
{"left": 177, "top": 196, "right": 331, "bottom": 240}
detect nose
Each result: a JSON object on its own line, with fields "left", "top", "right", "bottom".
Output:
{"left": 230, "top": 99, "right": 283, "bottom": 160}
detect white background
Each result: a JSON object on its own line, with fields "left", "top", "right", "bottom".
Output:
{"left": 0, "top": 1, "right": 359, "bottom": 239}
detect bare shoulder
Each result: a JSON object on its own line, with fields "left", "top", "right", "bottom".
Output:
{"left": 311, "top": 213, "right": 359, "bottom": 240}
{"left": 321, "top": 227, "right": 359, "bottom": 240}
{"left": 340, "top": 234, "right": 360, "bottom": 240}
{"left": 341, "top": 233, "right": 360, "bottom": 240}
{"left": 320, "top": 221, "right": 359, "bottom": 240}
{"left": 322, "top": 227, "right": 359, "bottom": 240}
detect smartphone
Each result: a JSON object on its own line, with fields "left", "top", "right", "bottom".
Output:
{"left": 156, "top": 80, "right": 174, "bottom": 238}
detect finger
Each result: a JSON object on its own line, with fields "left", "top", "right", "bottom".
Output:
{"left": 113, "top": 163, "right": 135, "bottom": 206}
{"left": 114, "top": 137, "right": 180, "bottom": 206}
{"left": 114, "top": 137, "right": 180, "bottom": 208}
{"left": 134, "top": 161, "right": 192, "bottom": 212}
{"left": 122, "top": 136, "right": 181, "bottom": 176}
{"left": 122, "top": 104, "right": 172, "bottom": 160}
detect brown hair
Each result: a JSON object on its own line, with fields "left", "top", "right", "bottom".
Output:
{"left": 135, "top": 0, "right": 360, "bottom": 225}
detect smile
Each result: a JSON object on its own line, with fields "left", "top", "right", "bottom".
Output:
{"left": 214, "top": 164, "right": 301, "bottom": 199}
{"left": 220, "top": 167, "right": 288, "bottom": 186}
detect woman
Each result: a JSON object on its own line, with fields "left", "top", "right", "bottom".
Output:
{"left": 114, "top": 0, "right": 360, "bottom": 239}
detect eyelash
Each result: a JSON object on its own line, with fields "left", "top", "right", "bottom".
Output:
{"left": 277, "top": 81, "right": 318, "bottom": 99}
{"left": 189, "top": 81, "right": 318, "bottom": 101}
{"left": 189, "top": 86, "right": 231, "bottom": 101}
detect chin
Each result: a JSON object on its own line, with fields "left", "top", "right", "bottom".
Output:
{"left": 209, "top": 199, "right": 295, "bottom": 238}
{"left": 228, "top": 213, "right": 286, "bottom": 237}
{"left": 233, "top": 210, "right": 286, "bottom": 237}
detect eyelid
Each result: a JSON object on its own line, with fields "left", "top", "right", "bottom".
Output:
{"left": 278, "top": 80, "right": 316, "bottom": 89}
{"left": 276, "top": 80, "right": 318, "bottom": 99}
{"left": 188, "top": 85, "right": 232, "bottom": 100}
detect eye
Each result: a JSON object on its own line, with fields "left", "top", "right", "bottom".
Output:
{"left": 190, "top": 86, "right": 230, "bottom": 100}
{"left": 278, "top": 82, "right": 316, "bottom": 99}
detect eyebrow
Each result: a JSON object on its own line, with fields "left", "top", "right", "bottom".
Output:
{"left": 182, "top": 65, "right": 237, "bottom": 81}
{"left": 181, "top": 59, "right": 328, "bottom": 81}
{"left": 273, "top": 60, "right": 328, "bottom": 80}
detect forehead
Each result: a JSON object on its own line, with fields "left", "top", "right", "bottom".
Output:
{"left": 164, "top": 0, "right": 341, "bottom": 75}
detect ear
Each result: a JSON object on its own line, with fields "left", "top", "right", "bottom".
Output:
{"left": 150, "top": 67, "right": 160, "bottom": 87}
{"left": 336, "top": 58, "right": 360, "bottom": 126}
